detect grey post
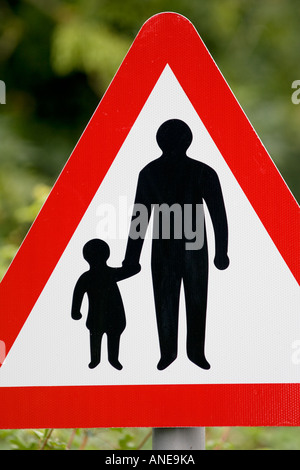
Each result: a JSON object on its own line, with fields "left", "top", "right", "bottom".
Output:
{"left": 152, "top": 428, "right": 205, "bottom": 450}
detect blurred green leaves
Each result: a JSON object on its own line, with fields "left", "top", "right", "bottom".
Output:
{"left": 1, "top": 426, "right": 300, "bottom": 450}
{"left": 0, "top": 427, "right": 153, "bottom": 450}
{"left": 51, "top": 20, "right": 131, "bottom": 93}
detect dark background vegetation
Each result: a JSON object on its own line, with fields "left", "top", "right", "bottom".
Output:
{"left": 0, "top": 0, "right": 299, "bottom": 449}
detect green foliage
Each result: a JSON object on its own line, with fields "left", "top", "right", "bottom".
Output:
{"left": 206, "top": 427, "right": 300, "bottom": 450}
{"left": 1, "top": 427, "right": 300, "bottom": 450}
{"left": 0, "top": 428, "right": 153, "bottom": 450}
{"left": 0, "top": 0, "right": 299, "bottom": 449}
{"left": 51, "top": 20, "right": 131, "bottom": 92}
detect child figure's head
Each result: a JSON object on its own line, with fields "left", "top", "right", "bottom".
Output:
{"left": 83, "top": 239, "right": 110, "bottom": 268}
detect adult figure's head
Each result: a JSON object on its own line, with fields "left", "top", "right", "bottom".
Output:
{"left": 156, "top": 119, "right": 193, "bottom": 156}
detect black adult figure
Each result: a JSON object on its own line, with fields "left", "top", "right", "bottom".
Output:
{"left": 122, "top": 119, "right": 229, "bottom": 370}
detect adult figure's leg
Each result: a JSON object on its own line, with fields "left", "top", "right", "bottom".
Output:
{"left": 151, "top": 250, "right": 182, "bottom": 370}
{"left": 183, "top": 247, "right": 210, "bottom": 369}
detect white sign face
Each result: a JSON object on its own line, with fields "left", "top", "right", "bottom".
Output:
{"left": 0, "top": 65, "right": 299, "bottom": 389}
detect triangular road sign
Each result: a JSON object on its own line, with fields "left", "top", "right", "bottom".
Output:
{"left": 0, "top": 12, "right": 299, "bottom": 428}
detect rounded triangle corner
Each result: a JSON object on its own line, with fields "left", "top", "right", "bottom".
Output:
{"left": 139, "top": 11, "right": 196, "bottom": 33}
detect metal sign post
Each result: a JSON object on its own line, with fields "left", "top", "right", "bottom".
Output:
{"left": 152, "top": 428, "right": 205, "bottom": 450}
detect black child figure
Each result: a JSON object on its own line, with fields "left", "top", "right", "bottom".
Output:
{"left": 71, "top": 239, "right": 139, "bottom": 370}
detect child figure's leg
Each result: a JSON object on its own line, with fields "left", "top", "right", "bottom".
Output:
{"left": 107, "top": 333, "right": 123, "bottom": 370}
{"left": 89, "top": 332, "right": 102, "bottom": 369}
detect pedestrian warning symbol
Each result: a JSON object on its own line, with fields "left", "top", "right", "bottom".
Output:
{"left": 0, "top": 13, "right": 299, "bottom": 429}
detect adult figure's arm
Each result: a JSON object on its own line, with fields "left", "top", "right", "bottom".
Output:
{"left": 203, "top": 167, "right": 229, "bottom": 270}
{"left": 122, "top": 168, "right": 153, "bottom": 272}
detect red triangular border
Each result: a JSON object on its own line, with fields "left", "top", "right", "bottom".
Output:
{"left": 0, "top": 12, "right": 299, "bottom": 428}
